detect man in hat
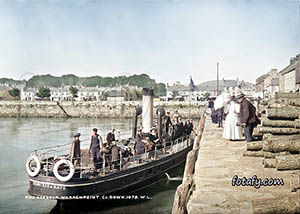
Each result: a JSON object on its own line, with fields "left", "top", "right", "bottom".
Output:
{"left": 236, "top": 91, "right": 259, "bottom": 142}
{"left": 106, "top": 127, "right": 116, "bottom": 147}
{"left": 110, "top": 141, "right": 122, "bottom": 170}
{"left": 70, "top": 133, "right": 81, "bottom": 165}
{"left": 145, "top": 137, "right": 155, "bottom": 159}
{"left": 134, "top": 127, "right": 147, "bottom": 155}
{"left": 89, "top": 128, "right": 103, "bottom": 170}
{"left": 208, "top": 98, "right": 217, "bottom": 124}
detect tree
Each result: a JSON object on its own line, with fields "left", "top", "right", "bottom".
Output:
{"left": 69, "top": 86, "right": 79, "bottom": 99}
{"left": 8, "top": 88, "right": 20, "bottom": 99}
{"left": 171, "top": 90, "right": 180, "bottom": 100}
{"left": 36, "top": 87, "right": 51, "bottom": 99}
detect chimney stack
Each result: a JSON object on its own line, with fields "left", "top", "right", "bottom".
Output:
{"left": 142, "top": 88, "right": 154, "bottom": 133}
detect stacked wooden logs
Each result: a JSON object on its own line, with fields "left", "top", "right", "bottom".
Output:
{"left": 243, "top": 92, "right": 300, "bottom": 171}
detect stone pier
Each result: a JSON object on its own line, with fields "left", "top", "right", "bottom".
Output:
{"left": 174, "top": 116, "right": 299, "bottom": 214}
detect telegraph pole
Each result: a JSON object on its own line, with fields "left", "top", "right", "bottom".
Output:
{"left": 217, "top": 62, "right": 219, "bottom": 96}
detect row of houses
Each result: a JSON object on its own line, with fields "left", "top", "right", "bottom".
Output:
{"left": 21, "top": 86, "right": 136, "bottom": 102}
{"left": 165, "top": 78, "right": 255, "bottom": 101}
{"left": 256, "top": 54, "right": 300, "bottom": 97}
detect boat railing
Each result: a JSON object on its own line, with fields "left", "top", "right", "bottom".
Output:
{"left": 30, "top": 134, "right": 193, "bottom": 179}
{"left": 99, "top": 135, "right": 192, "bottom": 175}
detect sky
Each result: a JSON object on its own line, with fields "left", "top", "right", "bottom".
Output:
{"left": 0, "top": 0, "right": 299, "bottom": 85}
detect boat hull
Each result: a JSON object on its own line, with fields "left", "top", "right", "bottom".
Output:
{"left": 28, "top": 144, "right": 192, "bottom": 199}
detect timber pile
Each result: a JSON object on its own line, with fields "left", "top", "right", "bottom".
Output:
{"left": 245, "top": 92, "right": 300, "bottom": 172}
{"left": 252, "top": 192, "right": 300, "bottom": 214}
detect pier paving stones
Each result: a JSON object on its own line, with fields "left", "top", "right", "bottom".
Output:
{"left": 186, "top": 118, "right": 298, "bottom": 213}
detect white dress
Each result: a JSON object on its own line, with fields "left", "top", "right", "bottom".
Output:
{"left": 222, "top": 101, "right": 243, "bottom": 140}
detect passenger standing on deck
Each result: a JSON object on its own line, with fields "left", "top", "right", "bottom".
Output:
{"left": 106, "top": 127, "right": 116, "bottom": 147}
{"left": 110, "top": 141, "right": 121, "bottom": 170}
{"left": 70, "top": 133, "right": 81, "bottom": 165}
{"left": 135, "top": 128, "right": 147, "bottom": 155}
{"left": 187, "top": 119, "right": 193, "bottom": 135}
{"left": 89, "top": 128, "right": 103, "bottom": 170}
{"left": 149, "top": 128, "right": 159, "bottom": 144}
{"left": 236, "top": 91, "right": 259, "bottom": 142}
{"left": 165, "top": 112, "right": 172, "bottom": 135}
{"left": 173, "top": 117, "right": 184, "bottom": 140}
{"left": 145, "top": 137, "right": 155, "bottom": 159}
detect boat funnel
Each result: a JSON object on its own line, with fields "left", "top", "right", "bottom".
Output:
{"left": 142, "top": 88, "right": 154, "bottom": 133}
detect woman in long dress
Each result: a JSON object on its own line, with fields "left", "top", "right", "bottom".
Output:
{"left": 222, "top": 97, "right": 243, "bottom": 140}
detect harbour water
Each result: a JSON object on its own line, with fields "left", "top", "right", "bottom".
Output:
{"left": 0, "top": 117, "right": 185, "bottom": 214}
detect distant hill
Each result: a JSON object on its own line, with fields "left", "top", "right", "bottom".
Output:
{"left": 0, "top": 78, "right": 25, "bottom": 85}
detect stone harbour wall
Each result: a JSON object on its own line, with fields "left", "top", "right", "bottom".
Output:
{"left": 0, "top": 100, "right": 205, "bottom": 119}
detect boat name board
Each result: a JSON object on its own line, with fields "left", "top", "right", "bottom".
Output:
{"left": 32, "top": 180, "right": 66, "bottom": 190}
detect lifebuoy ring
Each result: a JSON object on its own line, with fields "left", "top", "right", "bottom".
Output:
{"left": 53, "top": 159, "right": 75, "bottom": 182}
{"left": 26, "top": 155, "right": 41, "bottom": 177}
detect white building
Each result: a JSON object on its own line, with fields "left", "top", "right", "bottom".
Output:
{"left": 279, "top": 54, "right": 300, "bottom": 92}
{"left": 166, "top": 80, "right": 202, "bottom": 101}
{"left": 50, "top": 86, "right": 72, "bottom": 101}
{"left": 21, "top": 88, "right": 38, "bottom": 101}
{"left": 77, "top": 87, "right": 101, "bottom": 101}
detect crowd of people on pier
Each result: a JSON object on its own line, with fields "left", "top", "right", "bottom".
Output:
{"left": 208, "top": 87, "right": 260, "bottom": 142}
{"left": 69, "top": 110, "right": 194, "bottom": 173}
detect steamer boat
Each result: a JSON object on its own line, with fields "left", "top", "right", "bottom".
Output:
{"left": 26, "top": 88, "right": 194, "bottom": 199}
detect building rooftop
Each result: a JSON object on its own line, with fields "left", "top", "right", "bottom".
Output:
{"left": 197, "top": 80, "right": 254, "bottom": 91}
{"left": 107, "top": 89, "right": 126, "bottom": 97}
{"left": 256, "top": 74, "right": 269, "bottom": 83}
{"left": 78, "top": 87, "right": 99, "bottom": 92}
{"left": 279, "top": 55, "right": 299, "bottom": 75}
{"left": 0, "top": 85, "right": 11, "bottom": 91}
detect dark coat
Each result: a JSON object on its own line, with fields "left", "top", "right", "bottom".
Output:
{"left": 135, "top": 141, "right": 147, "bottom": 155}
{"left": 90, "top": 134, "right": 100, "bottom": 149}
{"left": 240, "top": 98, "right": 258, "bottom": 125}
{"left": 166, "top": 116, "right": 172, "bottom": 127}
{"left": 111, "top": 145, "right": 121, "bottom": 162}
{"left": 70, "top": 139, "right": 81, "bottom": 160}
